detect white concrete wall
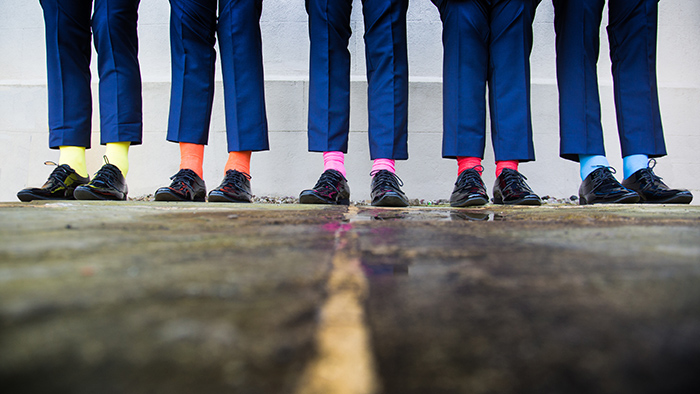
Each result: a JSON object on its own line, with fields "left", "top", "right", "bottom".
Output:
{"left": 1, "top": 0, "right": 699, "bottom": 203}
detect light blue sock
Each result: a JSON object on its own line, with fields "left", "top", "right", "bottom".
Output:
{"left": 579, "top": 155, "right": 610, "bottom": 180}
{"left": 623, "top": 154, "right": 649, "bottom": 180}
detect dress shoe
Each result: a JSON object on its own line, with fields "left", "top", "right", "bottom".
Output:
{"left": 621, "top": 162, "right": 692, "bottom": 204}
{"left": 17, "top": 163, "right": 89, "bottom": 202}
{"left": 578, "top": 166, "right": 639, "bottom": 205}
{"left": 299, "top": 169, "right": 350, "bottom": 205}
{"left": 450, "top": 167, "right": 488, "bottom": 207}
{"left": 208, "top": 170, "right": 252, "bottom": 203}
{"left": 155, "top": 169, "right": 207, "bottom": 202}
{"left": 493, "top": 168, "right": 541, "bottom": 205}
{"left": 74, "top": 163, "right": 128, "bottom": 200}
{"left": 370, "top": 170, "right": 409, "bottom": 207}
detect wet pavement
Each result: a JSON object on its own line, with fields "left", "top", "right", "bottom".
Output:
{"left": 1, "top": 202, "right": 699, "bottom": 394}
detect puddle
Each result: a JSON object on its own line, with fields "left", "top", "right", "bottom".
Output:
{"left": 350, "top": 209, "right": 504, "bottom": 222}
{"left": 450, "top": 211, "right": 504, "bottom": 222}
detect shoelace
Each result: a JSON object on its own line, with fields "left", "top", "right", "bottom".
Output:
{"left": 171, "top": 169, "right": 200, "bottom": 185}
{"left": 590, "top": 166, "right": 618, "bottom": 189}
{"left": 636, "top": 159, "right": 664, "bottom": 190}
{"left": 313, "top": 170, "right": 345, "bottom": 190}
{"left": 44, "top": 161, "right": 71, "bottom": 188}
{"left": 169, "top": 169, "right": 201, "bottom": 195}
{"left": 370, "top": 170, "right": 403, "bottom": 193}
{"left": 454, "top": 166, "right": 484, "bottom": 192}
{"left": 91, "top": 156, "right": 122, "bottom": 188}
{"left": 500, "top": 169, "right": 531, "bottom": 193}
{"left": 222, "top": 170, "right": 251, "bottom": 190}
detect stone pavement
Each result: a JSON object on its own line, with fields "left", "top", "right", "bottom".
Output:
{"left": 1, "top": 202, "right": 699, "bottom": 394}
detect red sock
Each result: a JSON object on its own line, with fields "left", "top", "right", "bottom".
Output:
{"left": 495, "top": 160, "right": 518, "bottom": 178}
{"left": 457, "top": 157, "right": 483, "bottom": 175}
{"left": 179, "top": 143, "right": 204, "bottom": 178}
{"left": 225, "top": 151, "right": 252, "bottom": 176}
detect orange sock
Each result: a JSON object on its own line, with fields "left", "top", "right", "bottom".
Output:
{"left": 495, "top": 160, "right": 518, "bottom": 178}
{"left": 179, "top": 143, "right": 205, "bottom": 178}
{"left": 225, "top": 151, "right": 252, "bottom": 175}
{"left": 457, "top": 157, "right": 483, "bottom": 175}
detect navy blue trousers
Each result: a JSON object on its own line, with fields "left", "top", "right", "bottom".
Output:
{"left": 167, "top": 0, "right": 269, "bottom": 152}
{"left": 306, "top": 0, "right": 409, "bottom": 160}
{"left": 553, "top": 0, "right": 666, "bottom": 161}
{"left": 40, "top": 0, "right": 142, "bottom": 149}
{"left": 434, "top": 0, "right": 539, "bottom": 161}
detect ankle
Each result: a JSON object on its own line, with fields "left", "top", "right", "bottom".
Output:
{"left": 579, "top": 155, "right": 610, "bottom": 180}
{"left": 105, "top": 142, "right": 131, "bottom": 176}
{"left": 457, "top": 157, "right": 483, "bottom": 176}
{"left": 225, "top": 151, "right": 252, "bottom": 176}
{"left": 623, "top": 154, "right": 649, "bottom": 180}
{"left": 323, "top": 151, "right": 346, "bottom": 177}
{"left": 179, "top": 142, "right": 205, "bottom": 178}
{"left": 371, "top": 158, "right": 395, "bottom": 175}
{"left": 58, "top": 146, "right": 88, "bottom": 178}
{"left": 495, "top": 160, "right": 518, "bottom": 178}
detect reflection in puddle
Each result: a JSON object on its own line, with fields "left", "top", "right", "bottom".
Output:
{"left": 371, "top": 212, "right": 409, "bottom": 221}
{"left": 450, "top": 211, "right": 504, "bottom": 222}
{"left": 350, "top": 209, "right": 504, "bottom": 222}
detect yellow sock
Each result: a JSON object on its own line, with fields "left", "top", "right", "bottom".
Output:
{"left": 59, "top": 146, "right": 88, "bottom": 178}
{"left": 105, "top": 142, "right": 131, "bottom": 176}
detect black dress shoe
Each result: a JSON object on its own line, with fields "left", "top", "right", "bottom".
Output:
{"left": 621, "top": 162, "right": 693, "bottom": 204}
{"left": 450, "top": 168, "right": 488, "bottom": 207}
{"left": 155, "top": 169, "right": 207, "bottom": 202}
{"left": 17, "top": 163, "right": 89, "bottom": 202}
{"left": 299, "top": 169, "right": 350, "bottom": 205}
{"left": 578, "top": 166, "right": 639, "bottom": 205}
{"left": 74, "top": 163, "right": 128, "bottom": 201}
{"left": 493, "top": 168, "right": 541, "bottom": 205}
{"left": 370, "top": 170, "right": 409, "bottom": 207}
{"left": 208, "top": 170, "right": 252, "bottom": 203}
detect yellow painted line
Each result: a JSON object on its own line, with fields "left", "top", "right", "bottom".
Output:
{"left": 295, "top": 207, "right": 379, "bottom": 394}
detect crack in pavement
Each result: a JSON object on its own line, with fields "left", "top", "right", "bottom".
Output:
{"left": 295, "top": 206, "right": 379, "bottom": 394}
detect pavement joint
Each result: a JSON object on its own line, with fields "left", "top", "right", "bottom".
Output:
{"left": 296, "top": 206, "right": 379, "bottom": 394}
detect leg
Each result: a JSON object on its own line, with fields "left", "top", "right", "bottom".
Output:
{"left": 362, "top": 0, "right": 409, "bottom": 160}
{"left": 306, "top": 0, "right": 353, "bottom": 153}
{"left": 166, "top": 0, "right": 218, "bottom": 146}
{"left": 40, "top": 0, "right": 93, "bottom": 149}
{"left": 435, "top": 0, "right": 489, "bottom": 160}
{"left": 218, "top": 0, "right": 269, "bottom": 152}
{"left": 92, "top": 0, "right": 143, "bottom": 146}
{"left": 488, "top": 0, "right": 540, "bottom": 162}
{"left": 608, "top": 0, "right": 666, "bottom": 159}
{"left": 552, "top": 0, "right": 606, "bottom": 161}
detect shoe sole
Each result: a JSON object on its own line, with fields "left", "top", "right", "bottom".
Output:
{"left": 450, "top": 196, "right": 488, "bottom": 207}
{"left": 371, "top": 193, "right": 409, "bottom": 207}
{"left": 155, "top": 189, "right": 205, "bottom": 202}
{"left": 207, "top": 191, "right": 251, "bottom": 203}
{"left": 16, "top": 191, "right": 75, "bottom": 202}
{"left": 638, "top": 193, "right": 693, "bottom": 204}
{"left": 299, "top": 192, "right": 350, "bottom": 205}
{"left": 74, "top": 188, "right": 126, "bottom": 201}
{"left": 579, "top": 193, "right": 639, "bottom": 205}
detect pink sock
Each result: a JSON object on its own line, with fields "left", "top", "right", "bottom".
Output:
{"left": 371, "top": 158, "right": 395, "bottom": 174}
{"left": 457, "top": 157, "right": 483, "bottom": 176}
{"left": 323, "top": 151, "right": 346, "bottom": 177}
{"left": 495, "top": 160, "right": 519, "bottom": 178}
